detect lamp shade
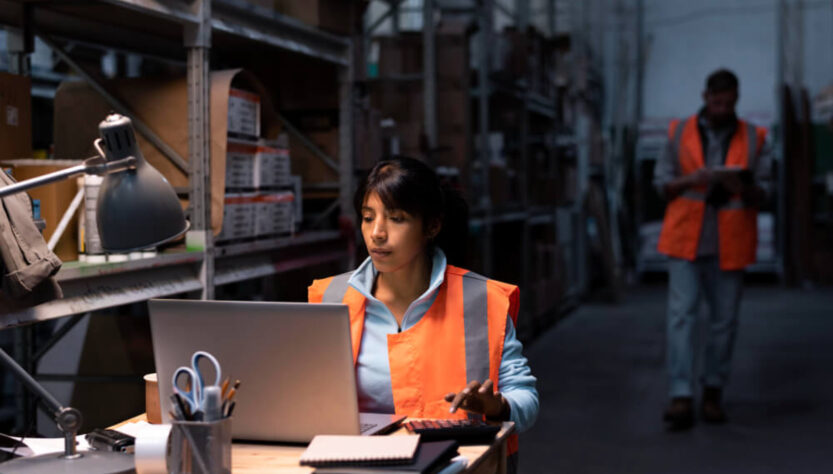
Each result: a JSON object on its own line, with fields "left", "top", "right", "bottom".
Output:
{"left": 96, "top": 114, "right": 188, "bottom": 252}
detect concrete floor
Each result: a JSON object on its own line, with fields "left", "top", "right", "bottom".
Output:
{"left": 518, "top": 284, "right": 833, "bottom": 474}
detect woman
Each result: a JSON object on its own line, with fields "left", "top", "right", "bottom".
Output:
{"left": 308, "top": 157, "right": 538, "bottom": 458}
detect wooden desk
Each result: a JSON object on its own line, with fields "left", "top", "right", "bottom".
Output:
{"left": 114, "top": 415, "right": 514, "bottom": 473}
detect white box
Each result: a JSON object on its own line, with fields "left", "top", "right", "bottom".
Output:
{"left": 254, "top": 191, "right": 295, "bottom": 237}
{"left": 225, "top": 139, "right": 257, "bottom": 189}
{"left": 217, "top": 192, "right": 257, "bottom": 241}
{"left": 254, "top": 142, "right": 291, "bottom": 188}
{"left": 228, "top": 88, "right": 261, "bottom": 138}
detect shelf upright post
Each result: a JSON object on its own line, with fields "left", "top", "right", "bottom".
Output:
{"left": 185, "top": 0, "right": 214, "bottom": 300}
{"left": 340, "top": 40, "right": 356, "bottom": 269}
{"left": 6, "top": 2, "right": 32, "bottom": 76}
{"left": 518, "top": 0, "right": 531, "bottom": 329}
{"left": 5, "top": 0, "right": 35, "bottom": 434}
{"left": 423, "top": 0, "right": 438, "bottom": 155}
{"left": 477, "top": 0, "right": 493, "bottom": 275}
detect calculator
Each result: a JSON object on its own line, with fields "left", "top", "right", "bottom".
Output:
{"left": 404, "top": 419, "right": 501, "bottom": 445}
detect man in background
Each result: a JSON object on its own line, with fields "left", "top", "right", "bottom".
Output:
{"left": 654, "top": 69, "right": 772, "bottom": 430}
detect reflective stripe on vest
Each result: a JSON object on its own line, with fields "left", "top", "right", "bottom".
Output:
{"left": 322, "top": 272, "right": 351, "bottom": 303}
{"left": 657, "top": 115, "right": 764, "bottom": 270}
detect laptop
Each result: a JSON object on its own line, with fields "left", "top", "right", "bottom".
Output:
{"left": 148, "top": 299, "right": 405, "bottom": 443}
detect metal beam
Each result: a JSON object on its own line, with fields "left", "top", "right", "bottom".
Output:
{"left": 339, "top": 41, "right": 356, "bottom": 269}
{"left": 478, "top": 0, "right": 493, "bottom": 275}
{"left": 39, "top": 35, "right": 190, "bottom": 174}
{"left": 278, "top": 114, "right": 340, "bottom": 173}
{"left": 423, "top": 0, "right": 438, "bottom": 153}
{"left": 367, "top": 0, "right": 406, "bottom": 35}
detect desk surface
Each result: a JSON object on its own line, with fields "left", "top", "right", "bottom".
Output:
{"left": 114, "top": 414, "right": 515, "bottom": 474}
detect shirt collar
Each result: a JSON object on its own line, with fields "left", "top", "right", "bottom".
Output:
{"left": 348, "top": 249, "right": 447, "bottom": 304}
{"left": 697, "top": 107, "right": 737, "bottom": 136}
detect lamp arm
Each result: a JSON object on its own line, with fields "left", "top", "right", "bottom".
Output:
{"left": 0, "top": 348, "right": 63, "bottom": 414}
{"left": 0, "top": 347, "right": 83, "bottom": 459}
{"left": 0, "top": 163, "right": 89, "bottom": 199}
{"left": 0, "top": 153, "right": 138, "bottom": 199}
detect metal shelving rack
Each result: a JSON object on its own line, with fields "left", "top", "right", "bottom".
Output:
{"left": 0, "top": 0, "right": 356, "bottom": 431}
{"left": 363, "top": 0, "right": 585, "bottom": 337}
{"left": 0, "top": 0, "right": 356, "bottom": 325}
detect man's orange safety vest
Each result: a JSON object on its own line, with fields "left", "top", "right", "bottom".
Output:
{"left": 657, "top": 115, "right": 767, "bottom": 270}
{"left": 308, "top": 265, "right": 521, "bottom": 456}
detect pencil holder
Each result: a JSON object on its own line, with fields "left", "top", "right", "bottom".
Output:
{"left": 169, "top": 417, "right": 232, "bottom": 474}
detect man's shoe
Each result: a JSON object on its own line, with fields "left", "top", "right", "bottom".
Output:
{"left": 663, "top": 397, "right": 694, "bottom": 431}
{"left": 702, "top": 387, "right": 728, "bottom": 424}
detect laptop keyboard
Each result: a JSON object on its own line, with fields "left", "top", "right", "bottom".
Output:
{"left": 359, "top": 422, "right": 376, "bottom": 434}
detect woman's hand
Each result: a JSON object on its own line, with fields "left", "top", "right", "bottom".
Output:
{"left": 444, "top": 379, "right": 509, "bottom": 421}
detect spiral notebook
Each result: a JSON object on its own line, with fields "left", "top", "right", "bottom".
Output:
{"left": 299, "top": 435, "right": 421, "bottom": 467}
{"left": 312, "top": 440, "right": 460, "bottom": 474}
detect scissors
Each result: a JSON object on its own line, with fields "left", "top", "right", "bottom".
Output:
{"left": 172, "top": 351, "right": 222, "bottom": 415}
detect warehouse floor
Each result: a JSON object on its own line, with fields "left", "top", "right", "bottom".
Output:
{"left": 519, "top": 283, "right": 833, "bottom": 474}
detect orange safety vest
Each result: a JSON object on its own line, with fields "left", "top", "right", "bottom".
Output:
{"left": 657, "top": 115, "right": 767, "bottom": 270}
{"left": 308, "top": 265, "right": 521, "bottom": 456}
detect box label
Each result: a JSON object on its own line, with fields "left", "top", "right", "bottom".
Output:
{"left": 6, "top": 105, "right": 18, "bottom": 127}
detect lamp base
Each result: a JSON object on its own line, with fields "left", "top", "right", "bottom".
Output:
{"left": 0, "top": 450, "right": 134, "bottom": 473}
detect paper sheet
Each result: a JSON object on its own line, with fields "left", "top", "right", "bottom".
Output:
{"left": 113, "top": 420, "right": 160, "bottom": 439}
{"left": 0, "top": 421, "right": 157, "bottom": 459}
{"left": 0, "top": 433, "right": 91, "bottom": 457}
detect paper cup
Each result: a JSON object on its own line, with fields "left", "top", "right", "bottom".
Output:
{"left": 144, "top": 373, "right": 161, "bottom": 424}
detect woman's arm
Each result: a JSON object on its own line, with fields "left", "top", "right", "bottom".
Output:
{"left": 498, "top": 317, "right": 539, "bottom": 432}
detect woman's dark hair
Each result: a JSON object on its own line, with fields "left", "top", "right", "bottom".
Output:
{"left": 354, "top": 156, "right": 469, "bottom": 265}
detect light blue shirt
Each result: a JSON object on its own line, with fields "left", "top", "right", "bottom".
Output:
{"left": 347, "top": 249, "right": 539, "bottom": 432}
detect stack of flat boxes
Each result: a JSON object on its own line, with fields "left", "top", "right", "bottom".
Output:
{"left": 218, "top": 88, "right": 298, "bottom": 242}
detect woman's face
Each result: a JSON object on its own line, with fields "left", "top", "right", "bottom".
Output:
{"left": 361, "top": 191, "right": 432, "bottom": 274}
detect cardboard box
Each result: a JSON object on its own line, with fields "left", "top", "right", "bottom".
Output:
{"left": 355, "top": 107, "right": 383, "bottom": 169}
{"left": 217, "top": 192, "right": 257, "bottom": 242}
{"left": 0, "top": 159, "right": 81, "bottom": 262}
{"left": 255, "top": 141, "right": 292, "bottom": 188}
{"left": 0, "top": 72, "right": 32, "bottom": 160}
{"left": 376, "top": 23, "right": 469, "bottom": 86}
{"left": 275, "top": 0, "right": 364, "bottom": 36}
{"left": 254, "top": 191, "right": 295, "bottom": 236}
{"left": 228, "top": 88, "right": 261, "bottom": 138}
{"left": 289, "top": 128, "right": 339, "bottom": 184}
{"left": 226, "top": 139, "right": 258, "bottom": 189}
{"left": 369, "top": 81, "right": 423, "bottom": 124}
{"left": 53, "top": 69, "right": 283, "bottom": 236}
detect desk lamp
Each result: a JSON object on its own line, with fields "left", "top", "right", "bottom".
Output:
{"left": 0, "top": 113, "right": 189, "bottom": 473}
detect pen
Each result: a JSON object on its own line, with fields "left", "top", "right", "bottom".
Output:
{"left": 220, "top": 378, "right": 230, "bottom": 398}
{"left": 171, "top": 393, "right": 190, "bottom": 421}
